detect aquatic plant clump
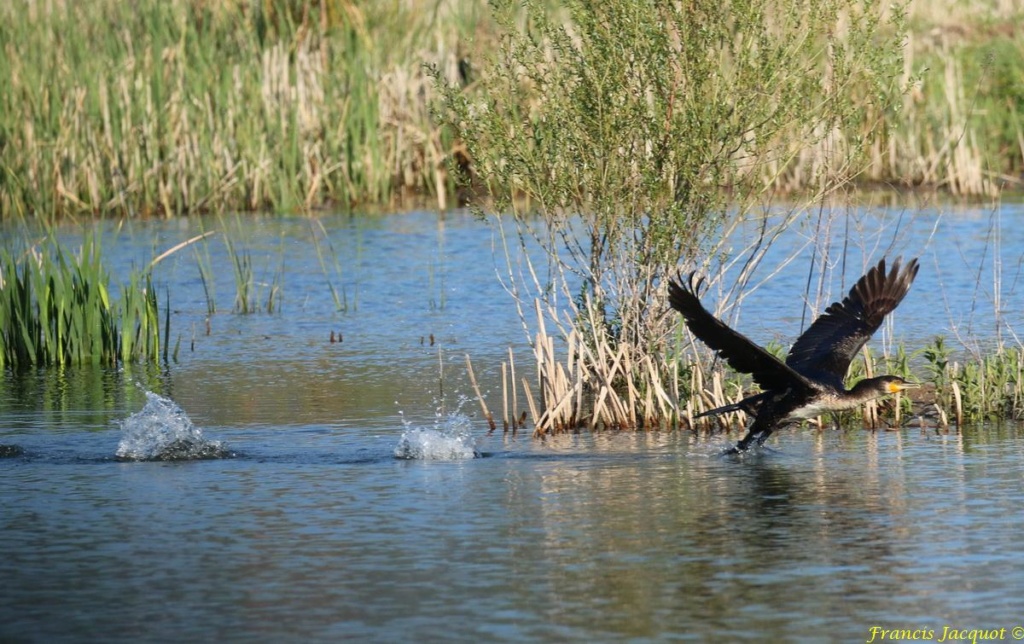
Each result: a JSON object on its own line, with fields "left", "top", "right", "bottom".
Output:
{"left": 117, "top": 391, "right": 231, "bottom": 461}
{"left": 0, "top": 236, "right": 162, "bottom": 367}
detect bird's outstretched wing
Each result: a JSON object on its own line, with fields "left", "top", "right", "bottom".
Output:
{"left": 785, "top": 257, "right": 919, "bottom": 387}
{"left": 667, "top": 272, "right": 811, "bottom": 392}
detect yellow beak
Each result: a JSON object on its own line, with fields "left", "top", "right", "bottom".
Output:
{"left": 888, "top": 381, "right": 920, "bottom": 394}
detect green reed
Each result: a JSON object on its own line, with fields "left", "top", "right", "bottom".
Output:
{"left": 193, "top": 238, "right": 218, "bottom": 316}
{"left": 218, "top": 219, "right": 285, "bottom": 315}
{"left": 265, "top": 249, "right": 284, "bottom": 314}
{"left": 832, "top": 338, "right": 1024, "bottom": 428}
{"left": 222, "top": 233, "right": 256, "bottom": 315}
{"left": 0, "top": 234, "right": 162, "bottom": 367}
{"left": 310, "top": 219, "right": 349, "bottom": 312}
{"left": 922, "top": 339, "right": 1024, "bottom": 423}
{"left": 0, "top": 0, "right": 474, "bottom": 219}
{"left": 2, "top": 1, "right": 1021, "bottom": 222}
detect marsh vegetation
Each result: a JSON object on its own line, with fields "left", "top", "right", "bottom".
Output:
{"left": 1, "top": 0, "right": 1023, "bottom": 435}
{"left": 0, "top": 234, "right": 162, "bottom": 367}
{"left": 0, "top": 0, "right": 1020, "bottom": 219}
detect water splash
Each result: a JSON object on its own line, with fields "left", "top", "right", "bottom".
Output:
{"left": 394, "top": 401, "right": 479, "bottom": 460}
{"left": 116, "top": 391, "right": 232, "bottom": 461}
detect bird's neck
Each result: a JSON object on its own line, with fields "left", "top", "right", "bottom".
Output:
{"left": 848, "top": 377, "right": 893, "bottom": 403}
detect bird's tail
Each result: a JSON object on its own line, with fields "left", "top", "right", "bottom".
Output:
{"left": 695, "top": 392, "right": 768, "bottom": 419}
{"left": 694, "top": 402, "right": 745, "bottom": 419}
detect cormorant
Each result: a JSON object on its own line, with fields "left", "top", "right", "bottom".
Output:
{"left": 667, "top": 257, "right": 920, "bottom": 453}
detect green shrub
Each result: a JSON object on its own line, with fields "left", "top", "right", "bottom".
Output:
{"left": 436, "top": 0, "right": 908, "bottom": 431}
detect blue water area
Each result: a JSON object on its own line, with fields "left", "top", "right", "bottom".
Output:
{"left": 3, "top": 419, "right": 1024, "bottom": 642}
{"left": 2, "top": 203, "right": 1024, "bottom": 641}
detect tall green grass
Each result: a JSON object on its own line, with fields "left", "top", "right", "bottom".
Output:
{"left": 0, "top": 235, "right": 161, "bottom": 367}
{"left": 0, "top": 0, "right": 478, "bottom": 219}
{"left": 0, "top": 0, "right": 1021, "bottom": 221}
{"left": 858, "top": 25, "right": 1024, "bottom": 197}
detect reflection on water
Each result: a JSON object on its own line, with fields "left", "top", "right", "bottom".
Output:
{"left": 2, "top": 427, "right": 1024, "bottom": 641}
{"left": 4, "top": 206, "right": 1024, "bottom": 640}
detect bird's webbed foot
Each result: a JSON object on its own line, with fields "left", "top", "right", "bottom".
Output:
{"left": 723, "top": 428, "right": 773, "bottom": 455}
{"left": 726, "top": 431, "right": 760, "bottom": 455}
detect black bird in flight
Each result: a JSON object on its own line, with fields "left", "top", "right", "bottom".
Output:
{"left": 668, "top": 257, "right": 920, "bottom": 453}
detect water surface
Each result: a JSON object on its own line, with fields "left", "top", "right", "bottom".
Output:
{"left": 3, "top": 205, "right": 1024, "bottom": 642}
{"left": 4, "top": 421, "right": 1024, "bottom": 642}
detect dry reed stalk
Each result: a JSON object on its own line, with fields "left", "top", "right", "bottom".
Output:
{"left": 952, "top": 380, "right": 963, "bottom": 427}
{"left": 689, "top": 365, "right": 703, "bottom": 428}
{"left": 642, "top": 382, "right": 654, "bottom": 429}
{"left": 547, "top": 346, "right": 564, "bottom": 429}
{"left": 697, "top": 371, "right": 737, "bottom": 432}
{"left": 645, "top": 357, "right": 673, "bottom": 427}
{"left": 710, "top": 372, "right": 724, "bottom": 421}
{"left": 464, "top": 354, "right": 496, "bottom": 432}
{"left": 501, "top": 361, "right": 509, "bottom": 432}
{"left": 523, "top": 378, "right": 542, "bottom": 438}
{"left": 530, "top": 321, "right": 565, "bottom": 434}
{"left": 573, "top": 335, "right": 584, "bottom": 429}
{"left": 529, "top": 302, "right": 574, "bottom": 433}
{"left": 508, "top": 347, "right": 518, "bottom": 430}
{"left": 526, "top": 291, "right": 685, "bottom": 433}
{"left": 935, "top": 403, "right": 949, "bottom": 429}
{"left": 533, "top": 331, "right": 546, "bottom": 421}
{"left": 623, "top": 350, "right": 638, "bottom": 429}
{"left": 147, "top": 231, "right": 218, "bottom": 271}
{"left": 578, "top": 333, "right": 629, "bottom": 430}
{"left": 536, "top": 377, "right": 582, "bottom": 434}
{"left": 724, "top": 388, "right": 749, "bottom": 431}
{"left": 605, "top": 346, "right": 630, "bottom": 427}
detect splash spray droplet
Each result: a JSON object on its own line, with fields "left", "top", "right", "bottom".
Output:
{"left": 116, "top": 391, "right": 232, "bottom": 461}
